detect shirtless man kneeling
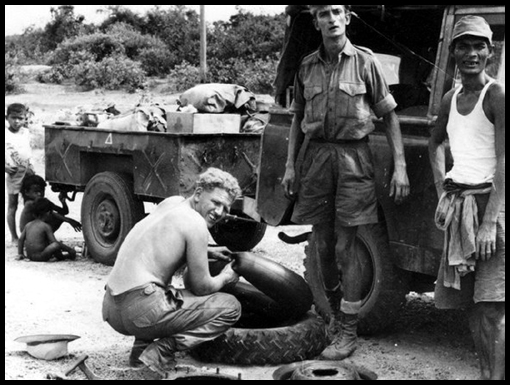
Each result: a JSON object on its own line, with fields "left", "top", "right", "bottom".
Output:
{"left": 102, "top": 168, "right": 242, "bottom": 376}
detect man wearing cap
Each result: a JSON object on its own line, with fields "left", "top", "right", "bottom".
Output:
{"left": 429, "top": 15, "right": 505, "bottom": 380}
{"left": 282, "top": 5, "right": 410, "bottom": 360}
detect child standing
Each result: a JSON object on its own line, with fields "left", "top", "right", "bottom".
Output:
{"left": 18, "top": 198, "right": 77, "bottom": 262}
{"left": 5, "top": 103, "right": 34, "bottom": 243}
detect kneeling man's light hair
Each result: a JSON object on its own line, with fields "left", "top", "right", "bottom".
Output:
{"left": 196, "top": 168, "right": 242, "bottom": 201}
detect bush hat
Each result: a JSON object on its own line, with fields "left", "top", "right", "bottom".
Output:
{"left": 15, "top": 334, "right": 80, "bottom": 360}
{"left": 452, "top": 15, "right": 493, "bottom": 44}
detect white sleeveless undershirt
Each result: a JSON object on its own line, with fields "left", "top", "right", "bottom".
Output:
{"left": 446, "top": 79, "right": 497, "bottom": 185}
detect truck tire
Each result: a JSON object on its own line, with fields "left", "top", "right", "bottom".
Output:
{"left": 81, "top": 172, "right": 144, "bottom": 266}
{"left": 191, "top": 311, "right": 328, "bottom": 366}
{"left": 304, "top": 223, "right": 409, "bottom": 335}
{"left": 209, "top": 211, "right": 267, "bottom": 251}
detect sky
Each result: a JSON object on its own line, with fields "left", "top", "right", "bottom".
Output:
{"left": 4, "top": 5, "right": 286, "bottom": 36}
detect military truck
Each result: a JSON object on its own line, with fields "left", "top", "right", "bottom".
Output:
{"left": 44, "top": 5, "right": 505, "bottom": 334}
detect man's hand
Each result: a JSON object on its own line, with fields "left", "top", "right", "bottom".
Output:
{"left": 389, "top": 167, "right": 410, "bottom": 204}
{"left": 220, "top": 261, "right": 240, "bottom": 286}
{"left": 208, "top": 248, "right": 233, "bottom": 262}
{"left": 282, "top": 167, "right": 296, "bottom": 200}
{"left": 476, "top": 222, "right": 497, "bottom": 261}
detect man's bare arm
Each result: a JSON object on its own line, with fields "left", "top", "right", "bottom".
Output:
{"left": 477, "top": 83, "right": 506, "bottom": 261}
{"left": 282, "top": 111, "right": 305, "bottom": 199}
{"left": 383, "top": 110, "right": 410, "bottom": 202}
{"left": 184, "top": 218, "right": 239, "bottom": 296}
{"left": 429, "top": 92, "right": 452, "bottom": 198}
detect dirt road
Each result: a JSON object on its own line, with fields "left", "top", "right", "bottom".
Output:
{"left": 4, "top": 221, "right": 480, "bottom": 381}
{"left": 5, "top": 83, "right": 481, "bottom": 380}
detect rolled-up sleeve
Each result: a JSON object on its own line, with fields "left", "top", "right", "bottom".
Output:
{"left": 290, "top": 72, "right": 305, "bottom": 115}
{"left": 366, "top": 57, "right": 397, "bottom": 118}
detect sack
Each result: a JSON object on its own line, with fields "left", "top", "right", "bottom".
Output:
{"left": 97, "top": 105, "right": 167, "bottom": 132}
{"left": 179, "top": 84, "right": 257, "bottom": 114}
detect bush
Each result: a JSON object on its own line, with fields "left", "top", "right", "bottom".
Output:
{"left": 167, "top": 56, "right": 279, "bottom": 95}
{"left": 167, "top": 61, "right": 203, "bottom": 92}
{"left": 138, "top": 47, "right": 176, "bottom": 77}
{"left": 35, "top": 67, "right": 66, "bottom": 84}
{"left": 72, "top": 55, "right": 146, "bottom": 92}
{"left": 209, "top": 57, "right": 279, "bottom": 94}
{"left": 49, "top": 33, "right": 125, "bottom": 65}
{"left": 5, "top": 54, "right": 23, "bottom": 94}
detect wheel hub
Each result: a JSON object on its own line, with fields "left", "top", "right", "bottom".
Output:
{"left": 95, "top": 199, "right": 120, "bottom": 240}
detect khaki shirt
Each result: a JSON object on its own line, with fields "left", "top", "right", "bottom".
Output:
{"left": 291, "top": 40, "right": 397, "bottom": 141}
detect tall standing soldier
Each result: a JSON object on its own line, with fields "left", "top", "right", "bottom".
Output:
{"left": 429, "top": 16, "right": 505, "bottom": 380}
{"left": 282, "top": 5, "right": 410, "bottom": 360}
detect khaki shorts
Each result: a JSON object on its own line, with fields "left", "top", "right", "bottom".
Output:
{"left": 291, "top": 140, "right": 378, "bottom": 228}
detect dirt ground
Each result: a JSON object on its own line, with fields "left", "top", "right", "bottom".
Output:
{"left": 5, "top": 78, "right": 482, "bottom": 380}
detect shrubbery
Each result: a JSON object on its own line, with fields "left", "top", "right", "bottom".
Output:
{"left": 5, "top": 54, "right": 23, "bottom": 94}
{"left": 72, "top": 55, "right": 146, "bottom": 92}
{"left": 5, "top": 5, "right": 286, "bottom": 94}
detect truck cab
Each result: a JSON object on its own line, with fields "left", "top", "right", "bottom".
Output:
{"left": 257, "top": 5, "right": 505, "bottom": 332}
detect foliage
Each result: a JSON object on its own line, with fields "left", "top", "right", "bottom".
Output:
{"left": 72, "top": 55, "right": 146, "bottom": 92}
{"left": 40, "top": 5, "right": 87, "bottom": 52}
{"left": 167, "top": 61, "right": 203, "bottom": 92}
{"left": 209, "top": 11, "right": 285, "bottom": 62}
{"left": 143, "top": 6, "right": 202, "bottom": 68}
{"left": 169, "top": 56, "right": 279, "bottom": 94}
{"left": 5, "top": 53, "right": 23, "bottom": 94}
{"left": 5, "top": 5, "right": 287, "bottom": 93}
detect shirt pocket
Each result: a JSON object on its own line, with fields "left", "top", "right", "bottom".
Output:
{"left": 339, "top": 82, "right": 367, "bottom": 97}
{"left": 304, "top": 85, "right": 324, "bottom": 123}
{"left": 338, "top": 82, "right": 368, "bottom": 118}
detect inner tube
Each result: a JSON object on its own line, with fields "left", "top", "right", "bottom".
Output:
{"left": 232, "top": 252, "right": 313, "bottom": 317}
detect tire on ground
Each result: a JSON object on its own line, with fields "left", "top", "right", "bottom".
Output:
{"left": 81, "top": 172, "right": 144, "bottom": 266}
{"left": 304, "top": 223, "right": 410, "bottom": 335}
{"left": 191, "top": 311, "right": 328, "bottom": 365}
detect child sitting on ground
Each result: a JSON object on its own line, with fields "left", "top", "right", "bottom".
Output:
{"left": 19, "top": 174, "right": 82, "bottom": 233}
{"left": 18, "top": 197, "right": 77, "bottom": 262}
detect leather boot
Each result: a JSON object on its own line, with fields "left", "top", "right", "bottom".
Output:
{"left": 320, "top": 300, "right": 361, "bottom": 361}
{"left": 139, "top": 338, "right": 177, "bottom": 376}
{"left": 325, "top": 284, "right": 343, "bottom": 338}
{"left": 129, "top": 338, "right": 152, "bottom": 368}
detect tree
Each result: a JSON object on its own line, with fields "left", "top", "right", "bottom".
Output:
{"left": 41, "top": 5, "right": 85, "bottom": 51}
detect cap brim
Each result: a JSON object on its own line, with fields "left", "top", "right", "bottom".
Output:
{"left": 15, "top": 334, "right": 80, "bottom": 345}
{"left": 15, "top": 334, "right": 80, "bottom": 361}
{"left": 453, "top": 32, "right": 492, "bottom": 43}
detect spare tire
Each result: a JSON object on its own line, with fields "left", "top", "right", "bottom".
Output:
{"left": 304, "top": 224, "right": 409, "bottom": 335}
{"left": 191, "top": 311, "right": 328, "bottom": 366}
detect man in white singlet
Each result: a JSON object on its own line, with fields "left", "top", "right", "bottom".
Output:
{"left": 429, "top": 16, "right": 505, "bottom": 380}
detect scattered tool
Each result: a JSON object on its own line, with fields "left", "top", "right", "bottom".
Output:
{"left": 76, "top": 356, "right": 105, "bottom": 381}
{"left": 46, "top": 355, "right": 105, "bottom": 381}
{"left": 46, "top": 355, "right": 88, "bottom": 380}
